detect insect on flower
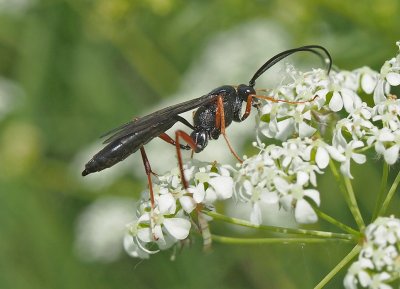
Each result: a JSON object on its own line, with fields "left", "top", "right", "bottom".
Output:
{"left": 82, "top": 45, "right": 332, "bottom": 208}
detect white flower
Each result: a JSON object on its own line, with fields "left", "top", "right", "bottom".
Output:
{"left": 344, "top": 216, "right": 400, "bottom": 289}
{"left": 123, "top": 233, "right": 149, "bottom": 259}
{"left": 373, "top": 79, "right": 390, "bottom": 105}
{"left": 372, "top": 42, "right": 400, "bottom": 105}
{"left": 188, "top": 164, "right": 234, "bottom": 205}
{"left": 372, "top": 97, "right": 400, "bottom": 131}
{"left": 358, "top": 67, "right": 379, "bottom": 94}
{"left": 275, "top": 175, "right": 320, "bottom": 224}
{"left": 369, "top": 272, "right": 392, "bottom": 289}
{"left": 163, "top": 217, "right": 191, "bottom": 240}
{"left": 235, "top": 138, "right": 323, "bottom": 224}
{"left": 367, "top": 127, "right": 400, "bottom": 165}
{"left": 339, "top": 140, "right": 366, "bottom": 179}
{"left": 381, "top": 54, "right": 400, "bottom": 87}
{"left": 123, "top": 199, "right": 191, "bottom": 259}
{"left": 307, "top": 139, "right": 345, "bottom": 169}
{"left": 258, "top": 67, "right": 330, "bottom": 141}
{"left": 344, "top": 260, "right": 373, "bottom": 289}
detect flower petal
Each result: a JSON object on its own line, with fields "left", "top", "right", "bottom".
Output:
{"left": 250, "top": 203, "right": 262, "bottom": 225}
{"left": 384, "top": 145, "right": 399, "bottom": 165}
{"left": 123, "top": 234, "right": 149, "bottom": 259}
{"left": 341, "top": 89, "right": 355, "bottom": 113}
{"left": 158, "top": 193, "right": 176, "bottom": 215}
{"left": 295, "top": 199, "right": 318, "bottom": 224}
{"left": 329, "top": 91, "right": 343, "bottom": 112}
{"left": 316, "top": 147, "right": 329, "bottom": 169}
{"left": 274, "top": 177, "right": 290, "bottom": 194}
{"left": 299, "top": 122, "right": 316, "bottom": 138}
{"left": 260, "top": 191, "right": 279, "bottom": 204}
{"left": 361, "top": 73, "right": 377, "bottom": 94}
{"left": 208, "top": 176, "right": 234, "bottom": 199}
{"left": 275, "top": 118, "right": 295, "bottom": 141}
{"left": 192, "top": 184, "right": 205, "bottom": 203}
{"left": 137, "top": 227, "right": 152, "bottom": 243}
{"left": 304, "top": 189, "right": 320, "bottom": 206}
{"left": 163, "top": 218, "right": 191, "bottom": 240}
{"left": 297, "top": 171, "right": 309, "bottom": 186}
{"left": 386, "top": 72, "right": 400, "bottom": 86}
{"left": 352, "top": 153, "right": 366, "bottom": 164}
{"left": 180, "top": 196, "right": 197, "bottom": 213}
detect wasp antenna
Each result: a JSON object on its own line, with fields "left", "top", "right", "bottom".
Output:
{"left": 252, "top": 94, "right": 319, "bottom": 105}
{"left": 248, "top": 45, "right": 332, "bottom": 87}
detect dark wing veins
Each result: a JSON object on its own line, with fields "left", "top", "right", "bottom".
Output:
{"left": 102, "top": 93, "right": 218, "bottom": 144}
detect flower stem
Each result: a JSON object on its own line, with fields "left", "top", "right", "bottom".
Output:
{"left": 329, "top": 161, "right": 365, "bottom": 230}
{"left": 343, "top": 177, "right": 365, "bottom": 230}
{"left": 379, "top": 168, "right": 400, "bottom": 216}
{"left": 204, "top": 211, "right": 357, "bottom": 241}
{"left": 304, "top": 196, "right": 361, "bottom": 237}
{"left": 329, "top": 160, "right": 352, "bottom": 206}
{"left": 371, "top": 163, "right": 389, "bottom": 221}
{"left": 313, "top": 245, "right": 361, "bottom": 289}
{"left": 211, "top": 235, "right": 354, "bottom": 245}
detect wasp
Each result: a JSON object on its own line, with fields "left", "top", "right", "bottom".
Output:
{"left": 82, "top": 45, "right": 332, "bottom": 207}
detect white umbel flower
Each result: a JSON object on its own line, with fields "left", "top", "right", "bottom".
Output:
{"left": 344, "top": 216, "right": 400, "bottom": 289}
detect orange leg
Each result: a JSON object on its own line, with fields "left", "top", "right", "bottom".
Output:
{"left": 216, "top": 96, "right": 243, "bottom": 163}
{"left": 238, "top": 92, "right": 318, "bottom": 122}
{"left": 175, "top": 130, "right": 197, "bottom": 189}
{"left": 139, "top": 147, "right": 156, "bottom": 208}
{"left": 239, "top": 94, "right": 255, "bottom": 121}
{"left": 159, "top": 132, "right": 190, "bottom": 150}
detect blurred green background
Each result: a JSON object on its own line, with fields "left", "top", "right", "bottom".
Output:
{"left": 1, "top": 0, "right": 399, "bottom": 288}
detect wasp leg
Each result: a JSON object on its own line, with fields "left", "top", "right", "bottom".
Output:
{"left": 175, "top": 115, "right": 195, "bottom": 130}
{"left": 139, "top": 147, "right": 156, "bottom": 208}
{"left": 252, "top": 94, "right": 318, "bottom": 105}
{"left": 239, "top": 94, "right": 255, "bottom": 122}
{"left": 174, "top": 130, "right": 197, "bottom": 189}
{"left": 158, "top": 116, "right": 193, "bottom": 150}
{"left": 159, "top": 133, "right": 191, "bottom": 150}
{"left": 216, "top": 95, "right": 243, "bottom": 163}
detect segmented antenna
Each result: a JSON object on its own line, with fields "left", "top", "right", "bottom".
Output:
{"left": 248, "top": 45, "right": 332, "bottom": 87}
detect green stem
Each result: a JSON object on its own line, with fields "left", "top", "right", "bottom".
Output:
{"left": 379, "top": 169, "right": 400, "bottom": 216}
{"left": 304, "top": 197, "right": 361, "bottom": 237}
{"left": 329, "top": 160, "right": 352, "bottom": 207}
{"left": 212, "top": 235, "right": 354, "bottom": 245}
{"left": 204, "top": 211, "right": 357, "bottom": 241}
{"left": 314, "top": 245, "right": 361, "bottom": 289}
{"left": 371, "top": 163, "right": 389, "bottom": 221}
{"left": 355, "top": 145, "right": 372, "bottom": 153}
{"left": 343, "top": 177, "right": 365, "bottom": 230}
{"left": 329, "top": 161, "right": 365, "bottom": 230}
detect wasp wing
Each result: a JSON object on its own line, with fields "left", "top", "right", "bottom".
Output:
{"left": 102, "top": 93, "right": 218, "bottom": 144}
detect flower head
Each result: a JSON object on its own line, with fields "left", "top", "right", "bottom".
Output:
{"left": 344, "top": 216, "right": 400, "bottom": 289}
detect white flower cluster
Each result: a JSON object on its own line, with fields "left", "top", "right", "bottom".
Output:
{"left": 235, "top": 138, "right": 326, "bottom": 225}
{"left": 258, "top": 51, "right": 400, "bottom": 172}
{"left": 124, "top": 160, "right": 234, "bottom": 258}
{"left": 124, "top": 41, "right": 400, "bottom": 259}
{"left": 232, "top": 42, "right": 400, "bottom": 226}
{"left": 344, "top": 216, "right": 400, "bottom": 289}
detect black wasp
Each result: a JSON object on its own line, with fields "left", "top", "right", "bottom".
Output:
{"left": 82, "top": 45, "right": 332, "bottom": 207}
